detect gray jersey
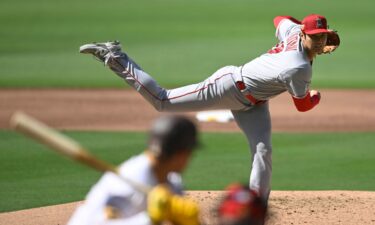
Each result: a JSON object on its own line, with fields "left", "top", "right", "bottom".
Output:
{"left": 242, "top": 19, "right": 312, "bottom": 100}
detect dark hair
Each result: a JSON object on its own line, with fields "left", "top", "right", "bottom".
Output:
{"left": 148, "top": 115, "right": 199, "bottom": 160}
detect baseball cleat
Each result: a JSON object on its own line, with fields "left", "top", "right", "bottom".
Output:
{"left": 79, "top": 41, "right": 122, "bottom": 63}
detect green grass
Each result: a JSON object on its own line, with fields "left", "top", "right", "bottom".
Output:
{"left": 0, "top": 0, "right": 374, "bottom": 88}
{"left": 1, "top": 130, "right": 375, "bottom": 212}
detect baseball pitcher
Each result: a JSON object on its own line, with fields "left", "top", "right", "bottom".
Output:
{"left": 79, "top": 14, "right": 340, "bottom": 203}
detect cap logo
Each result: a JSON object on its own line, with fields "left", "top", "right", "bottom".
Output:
{"left": 316, "top": 18, "right": 323, "bottom": 28}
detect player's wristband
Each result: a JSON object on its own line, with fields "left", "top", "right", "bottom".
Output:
{"left": 292, "top": 91, "right": 320, "bottom": 112}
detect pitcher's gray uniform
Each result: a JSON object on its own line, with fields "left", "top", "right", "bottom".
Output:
{"left": 80, "top": 17, "right": 316, "bottom": 201}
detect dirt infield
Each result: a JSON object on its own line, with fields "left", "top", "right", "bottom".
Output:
{"left": 0, "top": 191, "right": 374, "bottom": 225}
{"left": 1, "top": 89, "right": 375, "bottom": 225}
{"left": 1, "top": 89, "right": 375, "bottom": 132}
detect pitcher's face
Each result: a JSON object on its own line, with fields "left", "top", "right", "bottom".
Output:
{"left": 301, "top": 32, "right": 328, "bottom": 55}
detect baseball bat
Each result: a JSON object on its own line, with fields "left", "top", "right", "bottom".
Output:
{"left": 9, "top": 111, "right": 151, "bottom": 194}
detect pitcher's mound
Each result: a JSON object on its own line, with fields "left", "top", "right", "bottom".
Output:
{"left": 1, "top": 191, "right": 374, "bottom": 225}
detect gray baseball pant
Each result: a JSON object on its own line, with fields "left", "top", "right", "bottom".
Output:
{"left": 106, "top": 52, "right": 272, "bottom": 201}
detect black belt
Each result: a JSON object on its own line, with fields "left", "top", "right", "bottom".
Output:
{"left": 235, "top": 81, "right": 266, "bottom": 105}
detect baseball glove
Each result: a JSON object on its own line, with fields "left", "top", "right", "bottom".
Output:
{"left": 322, "top": 30, "right": 340, "bottom": 54}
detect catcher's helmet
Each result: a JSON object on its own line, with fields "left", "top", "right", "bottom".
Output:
{"left": 218, "top": 184, "right": 267, "bottom": 225}
{"left": 148, "top": 115, "right": 199, "bottom": 159}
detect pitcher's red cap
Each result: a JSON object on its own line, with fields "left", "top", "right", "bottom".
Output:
{"left": 302, "top": 14, "right": 329, "bottom": 34}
